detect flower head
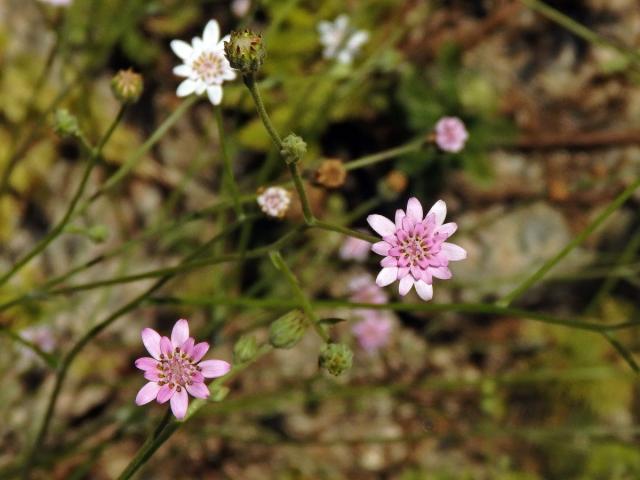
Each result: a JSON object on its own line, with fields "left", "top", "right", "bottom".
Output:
{"left": 111, "top": 69, "right": 143, "bottom": 104}
{"left": 135, "top": 319, "right": 231, "bottom": 419}
{"left": 171, "top": 20, "right": 237, "bottom": 106}
{"left": 435, "top": 117, "right": 468, "bottom": 153}
{"left": 224, "top": 29, "right": 265, "bottom": 74}
{"left": 317, "top": 15, "right": 369, "bottom": 65}
{"left": 367, "top": 198, "right": 467, "bottom": 301}
{"left": 257, "top": 186, "right": 291, "bottom": 218}
{"left": 339, "top": 235, "right": 370, "bottom": 262}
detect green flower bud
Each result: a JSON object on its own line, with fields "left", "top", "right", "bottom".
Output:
{"left": 319, "top": 343, "right": 353, "bottom": 376}
{"left": 224, "top": 29, "right": 266, "bottom": 74}
{"left": 233, "top": 334, "right": 258, "bottom": 363}
{"left": 280, "top": 133, "right": 307, "bottom": 165}
{"left": 111, "top": 68, "right": 144, "bottom": 104}
{"left": 87, "top": 224, "right": 109, "bottom": 243}
{"left": 269, "top": 310, "right": 306, "bottom": 349}
{"left": 53, "top": 109, "right": 81, "bottom": 139}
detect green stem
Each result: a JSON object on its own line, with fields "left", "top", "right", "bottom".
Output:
{"left": 0, "top": 105, "right": 127, "bottom": 288}
{"left": 344, "top": 136, "right": 426, "bottom": 171}
{"left": 269, "top": 252, "right": 329, "bottom": 341}
{"left": 214, "top": 108, "right": 244, "bottom": 219}
{"left": 0, "top": 327, "right": 57, "bottom": 368}
{"left": 288, "top": 162, "right": 314, "bottom": 223}
{"left": 498, "top": 176, "right": 640, "bottom": 307}
{"left": 311, "top": 219, "right": 378, "bottom": 243}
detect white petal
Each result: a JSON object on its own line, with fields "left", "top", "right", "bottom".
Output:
{"left": 195, "top": 82, "right": 207, "bottom": 95}
{"left": 427, "top": 200, "right": 447, "bottom": 226}
{"left": 176, "top": 79, "right": 197, "bottom": 97}
{"left": 371, "top": 241, "right": 391, "bottom": 256}
{"left": 376, "top": 267, "right": 398, "bottom": 287}
{"left": 436, "top": 222, "right": 457, "bottom": 238}
{"left": 347, "top": 30, "right": 369, "bottom": 50}
{"left": 192, "top": 37, "right": 203, "bottom": 52}
{"left": 172, "top": 64, "right": 192, "bottom": 77}
{"left": 415, "top": 280, "right": 433, "bottom": 301}
{"left": 171, "top": 319, "right": 189, "bottom": 347}
{"left": 203, "top": 20, "right": 220, "bottom": 45}
{"left": 135, "top": 382, "right": 160, "bottom": 405}
{"left": 441, "top": 242, "right": 467, "bottom": 261}
{"left": 170, "top": 40, "right": 193, "bottom": 61}
{"left": 367, "top": 214, "right": 396, "bottom": 237}
{"left": 207, "top": 85, "right": 223, "bottom": 105}
{"left": 398, "top": 275, "right": 414, "bottom": 296}
{"left": 406, "top": 197, "right": 423, "bottom": 222}
{"left": 394, "top": 209, "right": 405, "bottom": 229}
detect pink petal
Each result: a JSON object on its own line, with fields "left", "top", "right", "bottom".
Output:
{"left": 415, "top": 280, "right": 434, "bottom": 301}
{"left": 191, "top": 342, "right": 210, "bottom": 363}
{"left": 398, "top": 275, "right": 414, "bottom": 296}
{"left": 427, "top": 200, "right": 447, "bottom": 226}
{"left": 410, "top": 265, "right": 423, "bottom": 280}
{"left": 380, "top": 256, "right": 397, "bottom": 267}
{"left": 141, "top": 328, "right": 162, "bottom": 360}
{"left": 160, "top": 336, "right": 173, "bottom": 357}
{"left": 371, "top": 241, "right": 391, "bottom": 256}
{"left": 436, "top": 222, "right": 457, "bottom": 238}
{"left": 144, "top": 370, "right": 162, "bottom": 381}
{"left": 406, "top": 197, "right": 423, "bottom": 222}
{"left": 135, "top": 382, "right": 160, "bottom": 406}
{"left": 198, "top": 360, "right": 231, "bottom": 378}
{"left": 181, "top": 337, "right": 195, "bottom": 356}
{"left": 394, "top": 209, "right": 406, "bottom": 229}
{"left": 171, "top": 319, "right": 190, "bottom": 347}
{"left": 135, "top": 357, "right": 158, "bottom": 371}
{"left": 431, "top": 266, "right": 452, "bottom": 279}
{"left": 170, "top": 388, "right": 189, "bottom": 419}
{"left": 441, "top": 242, "right": 467, "bottom": 261}
{"left": 191, "top": 371, "right": 204, "bottom": 383}
{"left": 367, "top": 214, "right": 396, "bottom": 237}
{"left": 376, "top": 267, "right": 398, "bottom": 287}
{"left": 157, "top": 384, "right": 175, "bottom": 404}
{"left": 186, "top": 382, "right": 210, "bottom": 399}
{"left": 402, "top": 216, "right": 415, "bottom": 233}
{"left": 397, "top": 267, "right": 410, "bottom": 279}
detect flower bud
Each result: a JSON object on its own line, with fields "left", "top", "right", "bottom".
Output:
{"left": 233, "top": 334, "right": 258, "bottom": 363}
{"left": 280, "top": 133, "right": 307, "bottom": 165}
{"left": 224, "top": 29, "right": 265, "bottom": 74}
{"left": 385, "top": 170, "right": 408, "bottom": 194}
{"left": 53, "top": 109, "right": 81, "bottom": 139}
{"left": 319, "top": 343, "right": 353, "bottom": 376}
{"left": 87, "top": 225, "right": 109, "bottom": 243}
{"left": 315, "top": 159, "right": 347, "bottom": 189}
{"left": 269, "top": 310, "right": 306, "bottom": 349}
{"left": 111, "top": 68, "right": 144, "bottom": 104}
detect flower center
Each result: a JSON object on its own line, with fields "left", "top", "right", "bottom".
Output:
{"left": 158, "top": 347, "right": 200, "bottom": 388}
{"left": 192, "top": 51, "right": 225, "bottom": 84}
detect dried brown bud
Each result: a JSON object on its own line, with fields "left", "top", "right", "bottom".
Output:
{"left": 385, "top": 170, "right": 408, "bottom": 194}
{"left": 315, "top": 159, "right": 347, "bottom": 189}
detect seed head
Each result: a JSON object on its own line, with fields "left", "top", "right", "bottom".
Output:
{"left": 224, "top": 29, "right": 265, "bottom": 74}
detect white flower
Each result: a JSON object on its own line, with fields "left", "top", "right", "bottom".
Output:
{"left": 317, "top": 15, "right": 369, "bottom": 65}
{"left": 171, "top": 20, "right": 237, "bottom": 106}
{"left": 257, "top": 187, "right": 291, "bottom": 218}
{"left": 39, "top": 0, "right": 72, "bottom": 5}
{"left": 231, "top": 0, "right": 251, "bottom": 17}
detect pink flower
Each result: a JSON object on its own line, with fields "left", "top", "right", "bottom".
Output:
{"left": 135, "top": 319, "right": 231, "bottom": 420}
{"left": 339, "top": 235, "right": 370, "bottom": 262}
{"left": 348, "top": 273, "right": 388, "bottom": 305}
{"left": 435, "top": 117, "right": 468, "bottom": 153}
{"left": 367, "top": 198, "right": 466, "bottom": 301}
{"left": 352, "top": 314, "right": 393, "bottom": 353}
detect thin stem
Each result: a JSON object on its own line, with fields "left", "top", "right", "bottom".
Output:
{"left": 214, "top": 108, "right": 244, "bottom": 219}
{"left": 498, "top": 176, "right": 640, "bottom": 307}
{"left": 311, "top": 220, "right": 378, "bottom": 243}
{"left": 288, "top": 162, "right": 314, "bottom": 223}
{"left": 269, "top": 252, "right": 329, "bottom": 341}
{"left": 0, "top": 105, "right": 127, "bottom": 288}
{"left": 0, "top": 327, "right": 57, "bottom": 368}
{"left": 601, "top": 331, "right": 640, "bottom": 375}
{"left": 344, "top": 136, "right": 426, "bottom": 171}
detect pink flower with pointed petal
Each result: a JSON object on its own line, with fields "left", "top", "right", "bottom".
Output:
{"left": 135, "top": 319, "right": 231, "bottom": 420}
{"left": 367, "top": 198, "right": 466, "bottom": 301}
{"left": 435, "top": 117, "right": 468, "bottom": 153}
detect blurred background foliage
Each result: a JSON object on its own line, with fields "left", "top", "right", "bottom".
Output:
{"left": 2, "top": 0, "right": 640, "bottom": 478}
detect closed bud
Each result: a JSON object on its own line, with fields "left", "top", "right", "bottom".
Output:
{"left": 111, "top": 68, "right": 144, "bottom": 104}
{"left": 315, "top": 159, "right": 347, "bottom": 189}
{"left": 280, "top": 133, "right": 307, "bottom": 165}
{"left": 53, "top": 109, "right": 81, "bottom": 139}
{"left": 224, "top": 29, "right": 266, "bottom": 74}
{"left": 319, "top": 343, "right": 353, "bottom": 376}
{"left": 385, "top": 170, "right": 408, "bottom": 194}
{"left": 233, "top": 334, "right": 258, "bottom": 363}
{"left": 269, "top": 310, "right": 306, "bottom": 349}
{"left": 87, "top": 225, "right": 109, "bottom": 243}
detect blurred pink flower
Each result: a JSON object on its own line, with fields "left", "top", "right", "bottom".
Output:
{"left": 348, "top": 273, "right": 388, "bottom": 305}
{"left": 231, "top": 0, "right": 251, "bottom": 17}
{"left": 39, "top": 0, "right": 72, "bottom": 5}
{"left": 367, "top": 198, "right": 466, "bottom": 301}
{"left": 339, "top": 235, "right": 370, "bottom": 262}
{"left": 135, "top": 319, "right": 231, "bottom": 420}
{"left": 352, "top": 314, "right": 393, "bottom": 353}
{"left": 435, "top": 116, "right": 468, "bottom": 153}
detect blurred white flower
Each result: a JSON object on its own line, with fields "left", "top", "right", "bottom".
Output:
{"left": 231, "top": 0, "right": 251, "bottom": 17}
{"left": 317, "top": 15, "right": 369, "bottom": 65}
{"left": 171, "top": 20, "right": 237, "bottom": 106}
{"left": 39, "top": 0, "right": 72, "bottom": 5}
{"left": 257, "top": 186, "right": 291, "bottom": 218}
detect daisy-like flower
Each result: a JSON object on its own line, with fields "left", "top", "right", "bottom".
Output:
{"left": 367, "top": 198, "right": 467, "bottom": 301}
{"left": 257, "top": 186, "right": 291, "bottom": 218}
{"left": 135, "top": 319, "right": 231, "bottom": 420}
{"left": 339, "top": 235, "right": 370, "bottom": 262}
{"left": 171, "top": 20, "right": 237, "bottom": 106}
{"left": 317, "top": 15, "right": 369, "bottom": 65}
{"left": 435, "top": 117, "right": 469, "bottom": 153}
